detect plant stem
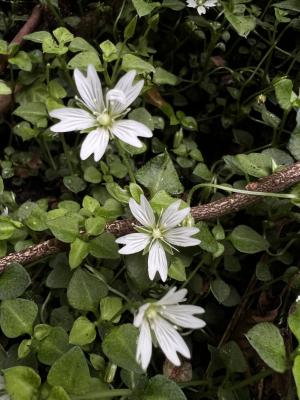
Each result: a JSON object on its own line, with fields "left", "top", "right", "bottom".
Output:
{"left": 114, "top": 139, "right": 136, "bottom": 183}
{"left": 226, "top": 369, "right": 273, "bottom": 391}
{"left": 60, "top": 134, "right": 73, "bottom": 174}
{"left": 187, "top": 182, "right": 297, "bottom": 205}
{"left": 72, "top": 389, "right": 132, "bottom": 399}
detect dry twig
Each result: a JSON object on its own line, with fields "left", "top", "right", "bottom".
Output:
{"left": 0, "top": 162, "right": 300, "bottom": 272}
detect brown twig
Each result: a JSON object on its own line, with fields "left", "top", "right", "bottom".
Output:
{"left": 0, "top": 5, "right": 44, "bottom": 111}
{"left": 0, "top": 162, "right": 300, "bottom": 272}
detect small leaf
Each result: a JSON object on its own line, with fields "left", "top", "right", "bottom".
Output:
{"left": 0, "top": 263, "right": 31, "bottom": 300}
{"left": 69, "top": 238, "right": 90, "bottom": 269}
{"left": 288, "top": 301, "right": 300, "bottom": 342}
{"left": 37, "top": 326, "right": 71, "bottom": 366}
{"left": 288, "top": 134, "right": 300, "bottom": 161}
{"left": 0, "top": 299, "right": 38, "bottom": 338}
{"left": 136, "top": 152, "right": 184, "bottom": 196}
{"left": 121, "top": 54, "right": 155, "bottom": 74}
{"left": 246, "top": 322, "right": 288, "bottom": 373}
{"left": 154, "top": 67, "right": 179, "bottom": 86}
{"left": 0, "top": 80, "right": 12, "bottom": 95}
{"left": 4, "top": 366, "right": 41, "bottom": 400}
{"left": 8, "top": 51, "right": 32, "bottom": 71}
{"left": 141, "top": 375, "right": 186, "bottom": 400}
{"left": 102, "top": 324, "right": 143, "bottom": 373}
{"left": 274, "top": 78, "right": 294, "bottom": 110}
{"left": 69, "top": 316, "right": 96, "bottom": 345}
{"left": 100, "top": 296, "right": 123, "bottom": 323}
{"left": 132, "top": 0, "right": 161, "bottom": 17}
{"left": 67, "top": 268, "right": 108, "bottom": 313}
{"left": 293, "top": 355, "right": 300, "bottom": 399}
{"left": 67, "top": 51, "right": 103, "bottom": 71}
{"left": 47, "top": 347, "right": 91, "bottom": 394}
{"left": 230, "top": 225, "right": 269, "bottom": 254}
{"left": 211, "top": 278, "right": 231, "bottom": 303}
{"left": 89, "top": 232, "right": 120, "bottom": 259}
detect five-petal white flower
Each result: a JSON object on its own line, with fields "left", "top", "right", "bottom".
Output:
{"left": 186, "top": 0, "right": 218, "bottom": 15}
{"left": 50, "top": 65, "right": 152, "bottom": 162}
{"left": 116, "top": 195, "right": 200, "bottom": 282}
{"left": 134, "top": 287, "right": 206, "bottom": 370}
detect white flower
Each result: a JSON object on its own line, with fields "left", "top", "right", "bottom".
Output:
{"left": 116, "top": 196, "right": 200, "bottom": 282}
{"left": 50, "top": 65, "right": 153, "bottom": 162}
{"left": 134, "top": 287, "right": 206, "bottom": 370}
{"left": 0, "top": 375, "right": 10, "bottom": 400}
{"left": 186, "top": 0, "right": 218, "bottom": 15}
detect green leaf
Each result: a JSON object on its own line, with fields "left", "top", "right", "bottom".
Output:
{"left": 63, "top": 175, "right": 86, "bottom": 193}
{"left": 13, "top": 121, "right": 39, "bottom": 141}
{"left": 24, "top": 31, "right": 52, "bottom": 43}
{"left": 67, "top": 268, "right": 108, "bottom": 313}
{"left": 196, "top": 222, "right": 219, "bottom": 254}
{"left": 288, "top": 301, "right": 300, "bottom": 342}
{"left": 288, "top": 134, "right": 300, "bottom": 160}
{"left": 246, "top": 323, "right": 288, "bottom": 373}
{"left": 4, "top": 366, "right": 41, "bottom": 400}
{"left": 219, "top": 341, "right": 248, "bottom": 373}
{"left": 274, "top": 78, "right": 294, "bottom": 110}
{"left": 89, "top": 232, "right": 120, "bottom": 259}
{"left": 122, "top": 54, "right": 155, "bottom": 74}
{"left": 102, "top": 324, "right": 143, "bottom": 373}
{"left": 162, "top": 0, "right": 185, "bottom": 11}
{"left": 53, "top": 27, "right": 74, "bottom": 44}
{"left": 13, "top": 102, "right": 47, "bottom": 128}
{"left": 293, "top": 355, "right": 300, "bottom": 399}
{"left": 274, "top": 0, "right": 300, "bottom": 12}
{"left": 0, "top": 80, "right": 12, "bottom": 95}
{"left": 141, "top": 375, "right": 186, "bottom": 400}
{"left": 211, "top": 278, "right": 231, "bottom": 303}
{"left": 0, "top": 39, "right": 8, "bottom": 54}
{"left": 124, "top": 16, "right": 138, "bottom": 40}
{"left": 100, "top": 296, "right": 123, "bottom": 323}
{"left": 106, "top": 183, "right": 130, "bottom": 204}
{"left": 0, "top": 298, "right": 38, "bottom": 338}
{"left": 85, "top": 216, "right": 106, "bottom": 236}
{"left": 8, "top": 51, "right": 32, "bottom": 71}
{"left": 136, "top": 152, "right": 184, "bottom": 196}
{"left": 132, "top": 0, "right": 161, "bottom": 17}
{"left": 47, "top": 386, "right": 70, "bottom": 400}
{"left": 99, "top": 40, "right": 118, "bottom": 62}
{"left": 46, "top": 213, "right": 79, "bottom": 243}
{"left": 83, "top": 166, "right": 102, "bottom": 183}
{"left": 0, "top": 263, "right": 31, "bottom": 300}
{"left": 230, "top": 225, "right": 270, "bottom": 254}
{"left": 224, "top": 8, "right": 256, "bottom": 37}
{"left": 235, "top": 153, "right": 272, "bottom": 178}
{"left": 168, "top": 257, "right": 186, "bottom": 281}
{"left": 47, "top": 347, "right": 91, "bottom": 395}
{"left": 69, "top": 238, "right": 90, "bottom": 269}
{"left": 69, "top": 316, "right": 96, "bottom": 345}
{"left": 67, "top": 51, "right": 103, "bottom": 71}
{"left": 154, "top": 67, "right": 179, "bottom": 86}
{"left": 69, "top": 37, "right": 97, "bottom": 53}
{"left": 129, "top": 107, "right": 154, "bottom": 130}
{"left": 37, "top": 326, "right": 71, "bottom": 366}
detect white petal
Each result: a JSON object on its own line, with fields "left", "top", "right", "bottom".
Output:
{"left": 186, "top": 0, "right": 197, "bottom": 7}
{"left": 74, "top": 65, "right": 104, "bottom": 112}
{"left": 136, "top": 320, "right": 152, "bottom": 370}
{"left": 80, "top": 128, "right": 109, "bottom": 161}
{"left": 133, "top": 303, "right": 149, "bottom": 328}
{"left": 129, "top": 195, "right": 155, "bottom": 228}
{"left": 106, "top": 88, "right": 126, "bottom": 105}
{"left": 164, "top": 227, "right": 200, "bottom": 247}
{"left": 111, "top": 120, "right": 152, "bottom": 147}
{"left": 197, "top": 5, "right": 206, "bottom": 14}
{"left": 157, "top": 287, "right": 187, "bottom": 306}
{"left": 148, "top": 241, "right": 168, "bottom": 281}
{"left": 152, "top": 317, "right": 190, "bottom": 366}
{"left": 160, "top": 202, "right": 191, "bottom": 230}
{"left": 50, "top": 108, "right": 96, "bottom": 132}
{"left": 110, "top": 70, "right": 144, "bottom": 114}
{"left": 116, "top": 233, "right": 150, "bottom": 254}
{"left": 205, "top": 0, "right": 217, "bottom": 6}
{"left": 162, "top": 305, "right": 206, "bottom": 329}
{"left": 123, "top": 120, "right": 153, "bottom": 138}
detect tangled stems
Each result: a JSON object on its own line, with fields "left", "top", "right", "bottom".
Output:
{"left": 187, "top": 182, "right": 297, "bottom": 206}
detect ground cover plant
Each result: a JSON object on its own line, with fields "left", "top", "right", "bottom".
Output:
{"left": 1, "top": 0, "right": 300, "bottom": 399}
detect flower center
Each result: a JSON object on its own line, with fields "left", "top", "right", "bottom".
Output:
{"left": 152, "top": 228, "right": 162, "bottom": 239}
{"left": 97, "top": 112, "right": 112, "bottom": 127}
{"left": 146, "top": 305, "right": 158, "bottom": 320}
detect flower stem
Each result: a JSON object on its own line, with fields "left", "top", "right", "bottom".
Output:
{"left": 114, "top": 139, "right": 136, "bottom": 183}
{"left": 187, "top": 182, "right": 297, "bottom": 205}
{"left": 226, "top": 369, "right": 273, "bottom": 391}
{"left": 60, "top": 134, "right": 73, "bottom": 174}
{"left": 72, "top": 389, "right": 132, "bottom": 399}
